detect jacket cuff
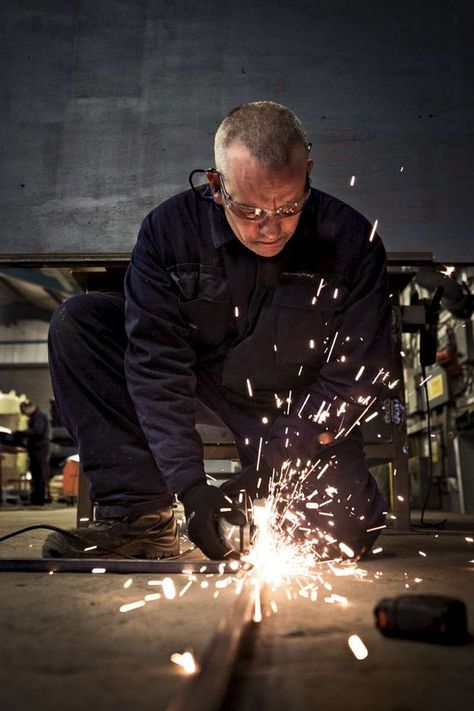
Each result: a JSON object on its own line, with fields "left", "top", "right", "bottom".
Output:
{"left": 177, "top": 477, "right": 207, "bottom": 502}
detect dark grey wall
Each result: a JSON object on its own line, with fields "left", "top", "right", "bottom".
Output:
{"left": 1, "top": 0, "right": 473, "bottom": 260}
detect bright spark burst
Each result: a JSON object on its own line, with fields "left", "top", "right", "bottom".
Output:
{"left": 170, "top": 650, "right": 198, "bottom": 674}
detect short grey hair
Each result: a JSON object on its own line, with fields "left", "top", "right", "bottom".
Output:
{"left": 214, "top": 101, "right": 309, "bottom": 174}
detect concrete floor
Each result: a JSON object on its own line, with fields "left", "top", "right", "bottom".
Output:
{"left": 0, "top": 506, "right": 473, "bottom": 711}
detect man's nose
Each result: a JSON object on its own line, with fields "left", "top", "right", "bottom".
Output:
{"left": 259, "top": 214, "right": 281, "bottom": 238}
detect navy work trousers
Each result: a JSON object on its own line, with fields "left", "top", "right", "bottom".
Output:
{"left": 48, "top": 292, "right": 385, "bottom": 547}
{"left": 28, "top": 446, "right": 49, "bottom": 505}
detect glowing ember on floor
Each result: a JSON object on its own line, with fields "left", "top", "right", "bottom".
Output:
{"left": 348, "top": 634, "right": 368, "bottom": 660}
{"left": 170, "top": 650, "right": 198, "bottom": 674}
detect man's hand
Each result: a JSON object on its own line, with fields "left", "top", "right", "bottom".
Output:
{"left": 180, "top": 482, "right": 246, "bottom": 560}
{"left": 220, "top": 463, "right": 272, "bottom": 501}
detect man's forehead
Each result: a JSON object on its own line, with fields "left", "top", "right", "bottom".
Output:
{"left": 222, "top": 140, "right": 307, "bottom": 176}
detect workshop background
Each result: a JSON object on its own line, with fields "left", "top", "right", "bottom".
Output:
{"left": 0, "top": 0, "right": 473, "bottom": 260}
{"left": 1, "top": 2, "right": 474, "bottom": 710}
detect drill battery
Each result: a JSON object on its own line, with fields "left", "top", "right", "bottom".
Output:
{"left": 374, "top": 595, "right": 468, "bottom": 644}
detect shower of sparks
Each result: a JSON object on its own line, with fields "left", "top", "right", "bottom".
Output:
{"left": 234, "top": 306, "right": 240, "bottom": 317}
{"left": 440, "top": 265, "right": 455, "bottom": 278}
{"left": 170, "top": 650, "right": 198, "bottom": 674}
{"left": 256, "top": 437, "right": 264, "bottom": 471}
{"left": 419, "top": 374, "right": 432, "bottom": 387}
{"left": 162, "top": 577, "right": 176, "bottom": 599}
{"left": 113, "top": 328, "right": 413, "bottom": 669}
{"left": 348, "top": 635, "right": 368, "bottom": 660}
{"left": 325, "top": 593, "right": 348, "bottom": 605}
{"left": 119, "top": 600, "right": 146, "bottom": 613}
{"left": 144, "top": 593, "right": 161, "bottom": 602}
{"left": 326, "top": 331, "right": 339, "bottom": 363}
{"left": 91, "top": 567, "right": 106, "bottom": 574}
{"left": 123, "top": 578, "right": 133, "bottom": 589}
{"left": 400, "top": 166, "right": 404, "bottom": 172}
{"left": 339, "top": 542, "right": 355, "bottom": 558}
{"left": 179, "top": 580, "right": 193, "bottom": 597}
{"left": 366, "top": 524, "right": 386, "bottom": 533}
{"left": 349, "top": 175, "right": 356, "bottom": 186}
{"left": 298, "top": 393, "right": 311, "bottom": 417}
{"left": 369, "top": 219, "right": 379, "bottom": 242}
{"left": 253, "top": 581, "right": 263, "bottom": 622}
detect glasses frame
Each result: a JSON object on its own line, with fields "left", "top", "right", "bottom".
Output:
{"left": 209, "top": 170, "right": 312, "bottom": 223}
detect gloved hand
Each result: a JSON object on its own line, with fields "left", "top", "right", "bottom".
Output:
{"left": 180, "top": 481, "right": 247, "bottom": 560}
{"left": 220, "top": 463, "right": 272, "bottom": 501}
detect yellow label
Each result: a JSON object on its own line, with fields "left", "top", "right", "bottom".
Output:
{"left": 427, "top": 374, "right": 444, "bottom": 401}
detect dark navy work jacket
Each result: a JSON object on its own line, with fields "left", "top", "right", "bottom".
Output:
{"left": 124, "top": 188, "right": 391, "bottom": 494}
{"left": 24, "top": 408, "right": 50, "bottom": 453}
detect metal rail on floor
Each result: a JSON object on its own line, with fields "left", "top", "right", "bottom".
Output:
{"left": 0, "top": 558, "right": 240, "bottom": 574}
{"left": 167, "top": 576, "right": 259, "bottom": 711}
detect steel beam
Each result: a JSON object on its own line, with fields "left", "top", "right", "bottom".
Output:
{"left": 0, "top": 559, "right": 240, "bottom": 574}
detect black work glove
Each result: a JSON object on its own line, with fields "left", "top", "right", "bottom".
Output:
{"left": 220, "top": 463, "right": 272, "bottom": 501}
{"left": 180, "top": 481, "right": 247, "bottom": 560}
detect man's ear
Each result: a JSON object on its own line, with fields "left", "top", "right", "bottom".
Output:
{"left": 206, "top": 171, "right": 224, "bottom": 204}
{"left": 307, "top": 159, "right": 314, "bottom": 175}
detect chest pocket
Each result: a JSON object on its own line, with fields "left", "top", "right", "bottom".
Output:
{"left": 274, "top": 279, "right": 348, "bottom": 367}
{"left": 169, "top": 264, "right": 233, "bottom": 348}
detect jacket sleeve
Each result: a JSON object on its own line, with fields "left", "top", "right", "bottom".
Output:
{"left": 263, "top": 233, "right": 392, "bottom": 470}
{"left": 124, "top": 213, "right": 206, "bottom": 494}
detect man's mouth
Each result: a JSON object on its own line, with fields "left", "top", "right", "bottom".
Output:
{"left": 257, "top": 235, "right": 285, "bottom": 245}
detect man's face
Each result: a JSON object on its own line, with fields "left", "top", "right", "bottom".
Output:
{"left": 211, "top": 142, "right": 313, "bottom": 258}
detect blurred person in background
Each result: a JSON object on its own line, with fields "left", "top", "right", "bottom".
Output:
{"left": 17, "top": 400, "right": 50, "bottom": 506}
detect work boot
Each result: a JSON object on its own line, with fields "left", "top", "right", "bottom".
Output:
{"left": 42, "top": 508, "right": 179, "bottom": 559}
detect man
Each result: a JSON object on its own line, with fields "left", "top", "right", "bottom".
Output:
{"left": 18, "top": 400, "right": 50, "bottom": 506}
{"left": 43, "top": 101, "right": 390, "bottom": 560}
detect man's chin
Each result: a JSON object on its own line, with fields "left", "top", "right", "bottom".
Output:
{"left": 252, "top": 236, "right": 289, "bottom": 257}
